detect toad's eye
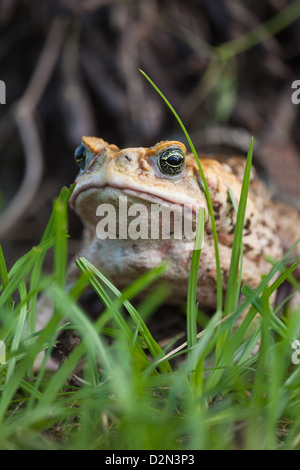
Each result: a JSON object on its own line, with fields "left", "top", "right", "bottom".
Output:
{"left": 74, "top": 143, "right": 87, "bottom": 170}
{"left": 158, "top": 148, "right": 185, "bottom": 176}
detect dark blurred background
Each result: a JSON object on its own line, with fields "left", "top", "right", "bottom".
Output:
{"left": 1, "top": 0, "right": 300, "bottom": 268}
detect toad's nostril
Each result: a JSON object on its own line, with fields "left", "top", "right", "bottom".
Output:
{"left": 117, "top": 154, "right": 132, "bottom": 166}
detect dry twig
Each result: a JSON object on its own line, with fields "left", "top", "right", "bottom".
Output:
{"left": 0, "top": 15, "right": 70, "bottom": 238}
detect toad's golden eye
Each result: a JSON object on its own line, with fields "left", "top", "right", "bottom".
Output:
{"left": 158, "top": 148, "right": 185, "bottom": 176}
{"left": 74, "top": 143, "right": 87, "bottom": 170}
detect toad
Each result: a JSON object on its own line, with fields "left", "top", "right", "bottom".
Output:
{"left": 67, "top": 137, "right": 300, "bottom": 310}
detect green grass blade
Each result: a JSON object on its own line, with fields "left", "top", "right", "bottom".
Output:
{"left": 0, "top": 248, "right": 42, "bottom": 310}
{"left": 140, "top": 69, "right": 223, "bottom": 314}
{"left": 26, "top": 187, "right": 74, "bottom": 375}
{"left": 0, "top": 245, "right": 9, "bottom": 290}
{"left": 76, "top": 257, "right": 172, "bottom": 373}
{"left": 0, "top": 244, "right": 13, "bottom": 312}
{"left": 224, "top": 138, "right": 253, "bottom": 317}
{"left": 5, "top": 282, "right": 28, "bottom": 382}
{"left": 40, "top": 185, "right": 75, "bottom": 244}
{"left": 53, "top": 198, "right": 68, "bottom": 291}
{"left": 187, "top": 208, "right": 205, "bottom": 351}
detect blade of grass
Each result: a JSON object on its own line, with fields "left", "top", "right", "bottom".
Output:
{"left": 76, "top": 259, "right": 150, "bottom": 372}
{"left": 211, "top": 260, "right": 298, "bottom": 379}
{"left": 27, "top": 187, "right": 75, "bottom": 313}
{"left": 0, "top": 245, "right": 9, "bottom": 291}
{"left": 53, "top": 198, "right": 68, "bottom": 291}
{"left": 187, "top": 208, "right": 205, "bottom": 351}
{"left": 265, "top": 254, "right": 300, "bottom": 293}
{"left": 27, "top": 186, "right": 75, "bottom": 377}
{"left": 76, "top": 257, "right": 172, "bottom": 373}
{"left": 228, "top": 189, "right": 244, "bottom": 309}
{"left": 6, "top": 281, "right": 28, "bottom": 382}
{"left": 206, "top": 140, "right": 252, "bottom": 390}
{"left": 246, "top": 287, "right": 273, "bottom": 448}
{"left": 40, "top": 185, "right": 75, "bottom": 244}
{"left": 0, "top": 245, "right": 13, "bottom": 312}
{"left": 140, "top": 69, "right": 223, "bottom": 314}
{"left": 224, "top": 138, "right": 253, "bottom": 317}
{"left": 29, "top": 191, "right": 72, "bottom": 393}
{"left": 0, "top": 310, "right": 65, "bottom": 422}
{"left": 0, "top": 246, "right": 45, "bottom": 310}
{"left": 204, "top": 244, "right": 296, "bottom": 394}
{"left": 213, "top": 256, "right": 300, "bottom": 376}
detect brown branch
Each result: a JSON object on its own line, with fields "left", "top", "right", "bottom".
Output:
{"left": 0, "top": 15, "right": 70, "bottom": 239}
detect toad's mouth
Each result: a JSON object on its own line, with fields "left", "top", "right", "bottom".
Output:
{"left": 70, "top": 183, "right": 206, "bottom": 215}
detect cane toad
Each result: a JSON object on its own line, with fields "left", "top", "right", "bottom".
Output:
{"left": 68, "top": 137, "right": 300, "bottom": 310}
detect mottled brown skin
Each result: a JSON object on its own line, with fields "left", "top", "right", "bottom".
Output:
{"left": 68, "top": 137, "right": 300, "bottom": 310}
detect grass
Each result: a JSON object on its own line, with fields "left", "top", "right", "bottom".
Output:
{"left": 1, "top": 85, "right": 300, "bottom": 450}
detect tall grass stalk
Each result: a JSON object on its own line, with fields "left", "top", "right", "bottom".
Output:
{"left": 140, "top": 69, "right": 223, "bottom": 315}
